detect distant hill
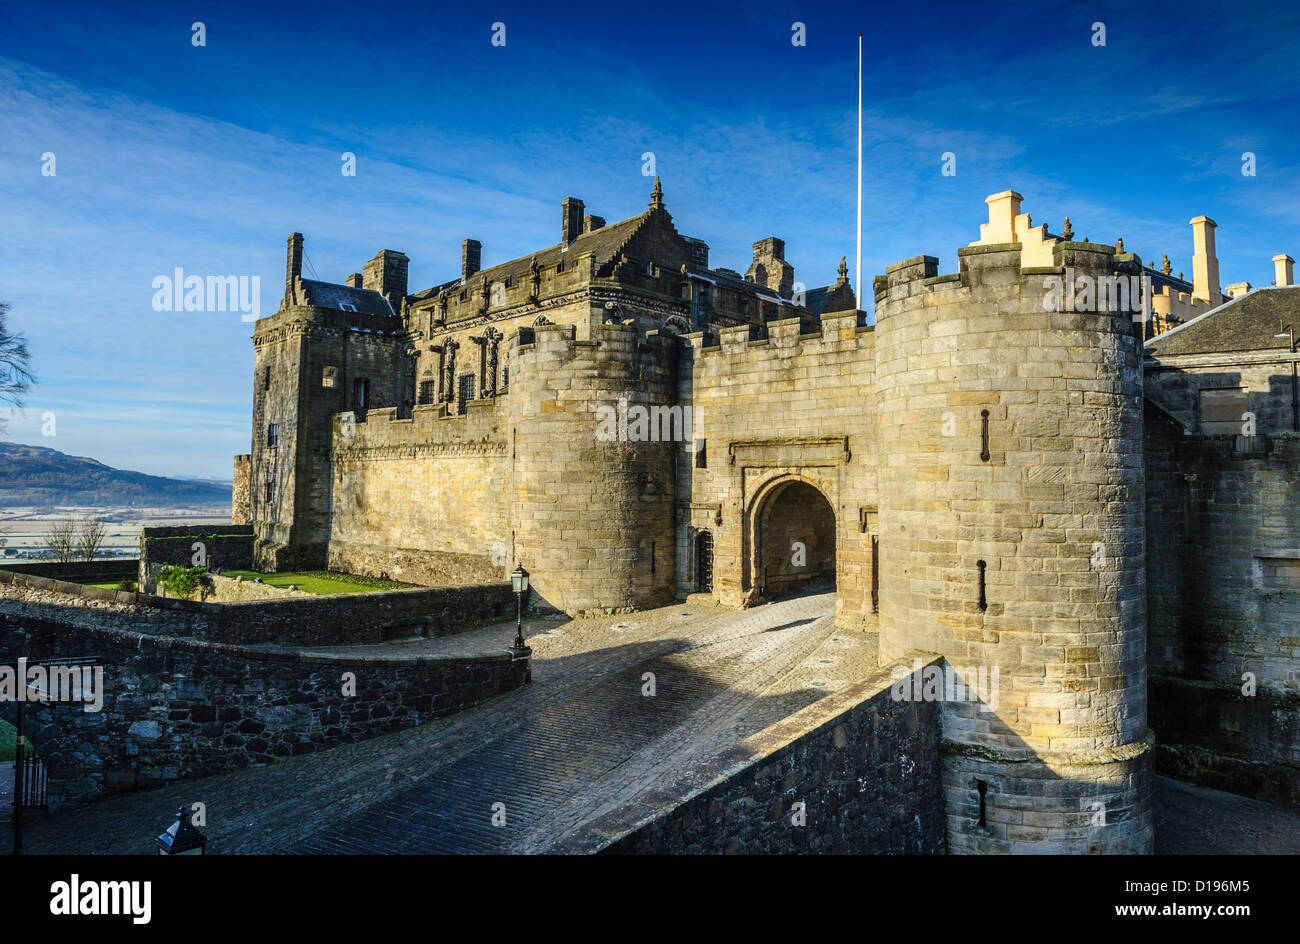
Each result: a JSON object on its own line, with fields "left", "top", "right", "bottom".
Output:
{"left": 0, "top": 442, "right": 232, "bottom": 507}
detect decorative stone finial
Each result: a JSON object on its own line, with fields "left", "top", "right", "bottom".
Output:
{"left": 837, "top": 256, "right": 848, "bottom": 283}
{"left": 650, "top": 176, "right": 664, "bottom": 209}
{"left": 1061, "top": 217, "right": 1073, "bottom": 240}
{"left": 1161, "top": 254, "right": 1172, "bottom": 275}
{"left": 1116, "top": 237, "right": 1125, "bottom": 253}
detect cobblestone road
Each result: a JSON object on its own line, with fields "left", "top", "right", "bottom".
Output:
{"left": 5, "top": 590, "right": 876, "bottom": 854}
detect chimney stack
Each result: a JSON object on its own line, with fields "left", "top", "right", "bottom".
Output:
{"left": 362, "top": 249, "right": 409, "bottom": 314}
{"left": 745, "top": 236, "right": 795, "bottom": 298}
{"left": 1274, "top": 253, "right": 1294, "bottom": 287}
{"left": 462, "top": 239, "right": 481, "bottom": 280}
{"left": 583, "top": 215, "right": 605, "bottom": 234}
{"left": 285, "top": 232, "right": 304, "bottom": 305}
{"left": 562, "top": 197, "right": 584, "bottom": 245}
{"left": 1190, "top": 216, "right": 1222, "bottom": 308}
{"left": 346, "top": 273, "right": 363, "bottom": 288}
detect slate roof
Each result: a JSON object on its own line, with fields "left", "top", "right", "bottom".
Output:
{"left": 1145, "top": 286, "right": 1300, "bottom": 357}
{"left": 408, "top": 213, "right": 653, "bottom": 305}
{"left": 805, "top": 281, "right": 857, "bottom": 317}
{"left": 299, "top": 279, "right": 395, "bottom": 317}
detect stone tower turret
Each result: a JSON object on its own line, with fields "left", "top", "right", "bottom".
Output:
{"left": 873, "top": 238, "right": 1153, "bottom": 854}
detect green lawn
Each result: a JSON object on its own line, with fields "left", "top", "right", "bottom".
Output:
{"left": 220, "top": 570, "right": 415, "bottom": 595}
{"left": 0, "top": 719, "right": 33, "bottom": 762}
{"left": 86, "top": 580, "right": 138, "bottom": 592}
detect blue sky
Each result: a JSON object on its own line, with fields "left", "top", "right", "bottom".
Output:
{"left": 0, "top": 0, "right": 1297, "bottom": 478}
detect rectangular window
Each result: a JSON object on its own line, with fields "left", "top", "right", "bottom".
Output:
{"left": 263, "top": 365, "right": 271, "bottom": 390}
{"left": 353, "top": 378, "right": 370, "bottom": 413}
{"left": 417, "top": 380, "right": 435, "bottom": 405}
{"left": 1200, "top": 387, "right": 1249, "bottom": 435}
{"left": 266, "top": 423, "right": 278, "bottom": 448}
{"left": 264, "top": 479, "right": 274, "bottom": 504}
{"left": 694, "top": 439, "right": 707, "bottom": 468}
{"left": 322, "top": 366, "right": 338, "bottom": 389}
{"left": 457, "top": 374, "right": 476, "bottom": 415}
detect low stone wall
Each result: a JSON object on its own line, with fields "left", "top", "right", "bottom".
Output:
{"left": 553, "top": 655, "right": 945, "bottom": 854}
{"left": 139, "top": 524, "right": 253, "bottom": 589}
{"left": 1151, "top": 676, "right": 1300, "bottom": 808}
{"left": 327, "top": 541, "right": 504, "bottom": 589}
{"left": 0, "top": 559, "right": 137, "bottom": 583}
{"left": 0, "top": 611, "right": 531, "bottom": 808}
{"left": 0, "top": 567, "right": 516, "bottom": 646}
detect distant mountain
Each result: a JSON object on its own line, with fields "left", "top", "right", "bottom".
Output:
{"left": 0, "top": 443, "right": 232, "bottom": 507}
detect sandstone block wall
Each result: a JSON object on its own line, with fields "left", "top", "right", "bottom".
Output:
{"left": 231, "top": 453, "right": 251, "bottom": 524}
{"left": 874, "top": 243, "right": 1152, "bottom": 853}
{"left": 555, "top": 656, "right": 945, "bottom": 854}
{"left": 1145, "top": 422, "right": 1300, "bottom": 805}
{"left": 677, "top": 312, "right": 878, "bottom": 623}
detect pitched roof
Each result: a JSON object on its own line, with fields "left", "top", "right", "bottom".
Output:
{"left": 1145, "top": 286, "right": 1300, "bottom": 357}
{"left": 299, "top": 279, "right": 395, "bottom": 317}
{"left": 408, "top": 212, "right": 655, "bottom": 305}
{"left": 805, "top": 281, "right": 857, "bottom": 316}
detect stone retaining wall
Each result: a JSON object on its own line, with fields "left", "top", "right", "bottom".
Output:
{"left": 0, "top": 611, "right": 530, "bottom": 808}
{"left": 0, "top": 567, "right": 515, "bottom": 646}
{"left": 554, "top": 655, "right": 945, "bottom": 854}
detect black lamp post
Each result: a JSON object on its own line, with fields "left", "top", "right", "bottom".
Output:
{"left": 155, "top": 804, "right": 207, "bottom": 855}
{"left": 1276, "top": 323, "right": 1298, "bottom": 433}
{"left": 510, "top": 564, "right": 529, "bottom": 651}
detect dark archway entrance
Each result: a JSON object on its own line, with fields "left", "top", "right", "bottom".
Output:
{"left": 755, "top": 480, "right": 835, "bottom": 597}
{"left": 696, "top": 531, "right": 713, "bottom": 592}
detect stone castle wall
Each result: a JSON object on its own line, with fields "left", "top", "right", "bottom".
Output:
{"left": 138, "top": 524, "right": 254, "bottom": 591}
{"left": 327, "top": 399, "right": 509, "bottom": 586}
{"left": 1145, "top": 422, "right": 1300, "bottom": 805}
{"left": 232, "top": 453, "right": 251, "bottom": 524}
{"left": 556, "top": 656, "right": 946, "bottom": 854}
{"left": 676, "top": 311, "right": 878, "bottom": 624}
{"left": 873, "top": 242, "right": 1153, "bottom": 853}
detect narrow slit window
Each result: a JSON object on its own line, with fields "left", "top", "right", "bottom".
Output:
{"left": 976, "top": 779, "right": 988, "bottom": 826}
{"left": 977, "top": 560, "right": 987, "bottom": 611}
{"left": 980, "top": 409, "right": 991, "bottom": 462}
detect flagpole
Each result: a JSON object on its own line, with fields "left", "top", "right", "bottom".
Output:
{"left": 856, "top": 31, "right": 863, "bottom": 311}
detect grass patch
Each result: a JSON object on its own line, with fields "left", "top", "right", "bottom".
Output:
{"left": 86, "top": 580, "right": 138, "bottom": 592}
{"left": 0, "top": 719, "right": 33, "bottom": 762}
{"left": 220, "top": 570, "right": 415, "bottom": 595}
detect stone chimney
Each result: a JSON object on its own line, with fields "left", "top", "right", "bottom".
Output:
{"left": 1190, "top": 216, "right": 1222, "bottom": 308}
{"left": 285, "top": 232, "right": 304, "bottom": 305}
{"left": 562, "top": 198, "right": 584, "bottom": 245}
{"left": 362, "top": 249, "right": 409, "bottom": 313}
{"left": 980, "top": 191, "right": 1024, "bottom": 244}
{"left": 1226, "top": 282, "right": 1252, "bottom": 300}
{"left": 346, "top": 273, "right": 363, "bottom": 288}
{"left": 745, "top": 237, "right": 795, "bottom": 298}
{"left": 583, "top": 215, "right": 605, "bottom": 234}
{"left": 462, "top": 239, "right": 481, "bottom": 280}
{"left": 1274, "top": 253, "right": 1294, "bottom": 287}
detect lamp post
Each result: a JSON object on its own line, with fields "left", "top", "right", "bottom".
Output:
{"left": 510, "top": 564, "right": 529, "bottom": 652}
{"left": 1275, "top": 323, "right": 1298, "bottom": 433}
{"left": 155, "top": 804, "right": 207, "bottom": 855}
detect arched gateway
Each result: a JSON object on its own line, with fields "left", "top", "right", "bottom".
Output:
{"left": 746, "top": 477, "right": 836, "bottom": 598}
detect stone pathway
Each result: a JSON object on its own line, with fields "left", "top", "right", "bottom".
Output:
{"left": 3, "top": 591, "right": 873, "bottom": 854}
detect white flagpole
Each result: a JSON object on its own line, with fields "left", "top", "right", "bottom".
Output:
{"left": 856, "top": 32, "right": 863, "bottom": 310}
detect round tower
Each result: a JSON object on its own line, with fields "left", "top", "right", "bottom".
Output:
{"left": 506, "top": 322, "right": 678, "bottom": 614}
{"left": 873, "top": 241, "right": 1152, "bottom": 854}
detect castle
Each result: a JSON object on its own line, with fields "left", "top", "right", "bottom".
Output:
{"left": 235, "top": 181, "right": 1300, "bottom": 853}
